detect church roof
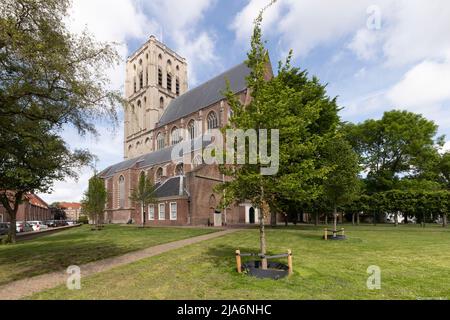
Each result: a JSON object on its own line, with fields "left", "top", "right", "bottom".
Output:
{"left": 99, "top": 137, "right": 209, "bottom": 179}
{"left": 157, "top": 62, "right": 251, "bottom": 127}
{"left": 154, "top": 176, "right": 187, "bottom": 198}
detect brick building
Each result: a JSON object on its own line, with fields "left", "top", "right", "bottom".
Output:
{"left": 99, "top": 36, "right": 271, "bottom": 226}
{"left": 58, "top": 202, "right": 83, "bottom": 221}
{"left": 0, "top": 193, "right": 52, "bottom": 222}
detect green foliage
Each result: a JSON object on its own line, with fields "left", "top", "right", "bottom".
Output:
{"left": 0, "top": 0, "right": 121, "bottom": 242}
{"left": 81, "top": 175, "right": 107, "bottom": 229}
{"left": 129, "top": 173, "right": 157, "bottom": 225}
{"left": 344, "top": 110, "right": 442, "bottom": 193}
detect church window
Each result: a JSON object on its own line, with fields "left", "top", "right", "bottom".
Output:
{"left": 157, "top": 133, "right": 165, "bottom": 150}
{"left": 207, "top": 111, "right": 218, "bottom": 130}
{"left": 139, "top": 72, "right": 143, "bottom": 89}
{"left": 167, "top": 73, "right": 172, "bottom": 92}
{"left": 158, "top": 68, "right": 163, "bottom": 86}
{"left": 156, "top": 167, "right": 163, "bottom": 183}
{"left": 188, "top": 120, "right": 196, "bottom": 140}
{"left": 119, "top": 176, "right": 125, "bottom": 208}
{"left": 171, "top": 127, "right": 181, "bottom": 145}
{"left": 176, "top": 78, "right": 180, "bottom": 95}
{"left": 176, "top": 163, "right": 184, "bottom": 176}
{"left": 159, "top": 97, "right": 164, "bottom": 109}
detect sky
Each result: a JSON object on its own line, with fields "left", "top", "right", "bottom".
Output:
{"left": 38, "top": 0, "right": 450, "bottom": 204}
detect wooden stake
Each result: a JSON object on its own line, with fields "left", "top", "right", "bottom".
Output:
{"left": 287, "top": 249, "right": 293, "bottom": 276}
{"left": 235, "top": 250, "right": 242, "bottom": 273}
{"left": 324, "top": 228, "right": 328, "bottom": 240}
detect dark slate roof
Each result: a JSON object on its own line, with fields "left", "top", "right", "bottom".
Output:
{"left": 157, "top": 62, "right": 251, "bottom": 127}
{"left": 154, "top": 176, "right": 187, "bottom": 198}
{"left": 99, "top": 137, "right": 211, "bottom": 178}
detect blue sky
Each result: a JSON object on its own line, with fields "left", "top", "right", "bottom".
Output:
{"left": 39, "top": 0, "right": 450, "bottom": 203}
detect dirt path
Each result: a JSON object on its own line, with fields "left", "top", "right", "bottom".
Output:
{"left": 0, "top": 229, "right": 239, "bottom": 300}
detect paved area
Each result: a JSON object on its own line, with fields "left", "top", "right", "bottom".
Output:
{"left": 0, "top": 229, "right": 239, "bottom": 300}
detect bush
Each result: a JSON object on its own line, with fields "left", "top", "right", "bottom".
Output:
{"left": 77, "top": 215, "right": 89, "bottom": 224}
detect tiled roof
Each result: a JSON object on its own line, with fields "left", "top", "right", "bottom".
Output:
{"left": 154, "top": 176, "right": 187, "bottom": 198}
{"left": 157, "top": 62, "right": 250, "bottom": 127}
{"left": 59, "top": 202, "right": 81, "bottom": 210}
{"left": 26, "top": 194, "right": 49, "bottom": 209}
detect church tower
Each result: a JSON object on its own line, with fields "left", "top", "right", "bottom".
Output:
{"left": 124, "top": 35, "right": 188, "bottom": 159}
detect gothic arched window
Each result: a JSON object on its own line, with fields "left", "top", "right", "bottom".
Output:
{"left": 167, "top": 73, "right": 172, "bottom": 92}
{"left": 139, "top": 71, "right": 143, "bottom": 89}
{"left": 176, "top": 163, "right": 184, "bottom": 176}
{"left": 155, "top": 167, "right": 163, "bottom": 183}
{"left": 207, "top": 111, "right": 218, "bottom": 130}
{"left": 119, "top": 175, "right": 125, "bottom": 208}
{"left": 158, "top": 68, "right": 163, "bottom": 86}
{"left": 159, "top": 97, "right": 164, "bottom": 109}
{"left": 171, "top": 127, "right": 181, "bottom": 145}
{"left": 188, "top": 120, "right": 196, "bottom": 140}
{"left": 193, "top": 155, "right": 203, "bottom": 168}
{"left": 176, "top": 77, "right": 180, "bottom": 95}
{"left": 157, "top": 133, "right": 165, "bottom": 150}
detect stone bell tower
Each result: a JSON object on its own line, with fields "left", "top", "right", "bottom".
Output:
{"left": 123, "top": 35, "right": 188, "bottom": 159}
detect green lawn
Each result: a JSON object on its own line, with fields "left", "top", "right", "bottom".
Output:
{"left": 0, "top": 224, "right": 217, "bottom": 286}
{"left": 30, "top": 224, "right": 450, "bottom": 300}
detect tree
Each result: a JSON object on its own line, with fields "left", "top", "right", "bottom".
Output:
{"left": 0, "top": 0, "right": 121, "bottom": 242}
{"left": 218, "top": 3, "right": 340, "bottom": 269}
{"left": 322, "top": 136, "right": 360, "bottom": 234}
{"left": 129, "top": 173, "right": 157, "bottom": 227}
{"left": 344, "top": 110, "right": 442, "bottom": 193}
{"left": 81, "top": 175, "right": 107, "bottom": 230}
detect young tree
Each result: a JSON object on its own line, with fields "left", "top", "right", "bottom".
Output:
{"left": 129, "top": 173, "right": 157, "bottom": 227}
{"left": 0, "top": 0, "right": 122, "bottom": 242}
{"left": 322, "top": 136, "right": 361, "bottom": 234}
{"left": 218, "top": 4, "right": 340, "bottom": 269}
{"left": 81, "top": 175, "right": 107, "bottom": 230}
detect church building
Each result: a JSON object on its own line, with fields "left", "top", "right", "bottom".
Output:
{"left": 100, "top": 36, "right": 269, "bottom": 226}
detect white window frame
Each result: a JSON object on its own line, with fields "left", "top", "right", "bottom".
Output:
{"left": 158, "top": 203, "right": 165, "bottom": 220}
{"left": 148, "top": 205, "right": 155, "bottom": 221}
{"left": 170, "top": 202, "right": 177, "bottom": 221}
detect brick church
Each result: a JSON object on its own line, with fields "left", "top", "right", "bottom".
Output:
{"left": 100, "top": 36, "right": 271, "bottom": 226}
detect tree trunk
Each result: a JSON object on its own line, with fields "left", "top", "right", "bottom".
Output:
{"left": 443, "top": 214, "right": 448, "bottom": 228}
{"left": 333, "top": 206, "right": 337, "bottom": 235}
{"left": 259, "top": 204, "right": 268, "bottom": 270}
{"left": 394, "top": 211, "right": 398, "bottom": 227}
{"left": 352, "top": 212, "right": 355, "bottom": 225}
{"left": 315, "top": 210, "right": 319, "bottom": 226}
{"left": 357, "top": 212, "right": 360, "bottom": 225}
{"left": 325, "top": 214, "right": 328, "bottom": 225}
{"left": 7, "top": 211, "right": 17, "bottom": 244}
{"left": 404, "top": 213, "right": 408, "bottom": 224}
{"left": 141, "top": 202, "right": 145, "bottom": 227}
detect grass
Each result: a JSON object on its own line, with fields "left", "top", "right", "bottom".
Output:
{"left": 0, "top": 224, "right": 217, "bottom": 286}
{"left": 29, "top": 224, "right": 450, "bottom": 300}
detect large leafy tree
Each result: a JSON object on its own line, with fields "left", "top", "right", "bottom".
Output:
{"left": 81, "top": 175, "right": 107, "bottom": 230}
{"left": 345, "top": 110, "right": 442, "bottom": 193}
{"left": 129, "top": 173, "right": 157, "bottom": 227}
{"left": 0, "top": 0, "right": 122, "bottom": 243}
{"left": 218, "top": 5, "right": 340, "bottom": 269}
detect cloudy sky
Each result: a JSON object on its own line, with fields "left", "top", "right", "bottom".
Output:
{"left": 39, "top": 0, "right": 450, "bottom": 204}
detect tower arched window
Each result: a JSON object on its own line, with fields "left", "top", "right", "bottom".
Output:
{"left": 134, "top": 79, "right": 137, "bottom": 93}
{"left": 167, "top": 73, "right": 172, "bottom": 92}
{"left": 159, "top": 97, "right": 164, "bottom": 109}
{"left": 139, "top": 71, "right": 143, "bottom": 89}
{"left": 171, "top": 127, "right": 181, "bottom": 145}
{"left": 176, "top": 163, "right": 184, "bottom": 176}
{"left": 188, "top": 120, "right": 196, "bottom": 140}
{"left": 119, "top": 176, "right": 125, "bottom": 208}
{"left": 158, "top": 68, "right": 163, "bottom": 86}
{"left": 193, "top": 155, "right": 203, "bottom": 168}
{"left": 137, "top": 100, "right": 141, "bottom": 108}
{"left": 207, "top": 111, "right": 218, "bottom": 130}
{"left": 157, "top": 133, "right": 165, "bottom": 150}
{"left": 146, "top": 69, "right": 149, "bottom": 86}
{"left": 176, "top": 77, "right": 180, "bottom": 95}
